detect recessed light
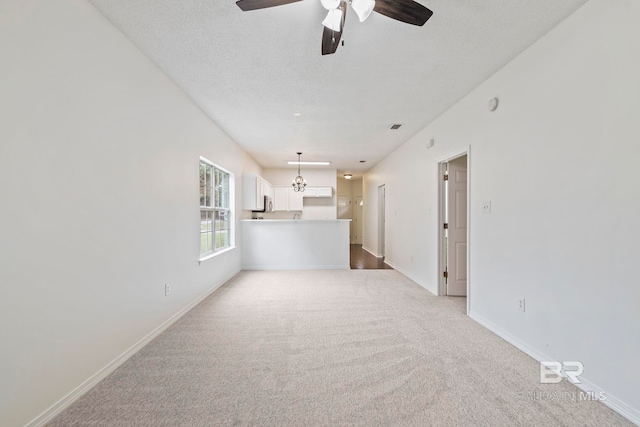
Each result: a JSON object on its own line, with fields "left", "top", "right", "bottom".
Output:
{"left": 293, "top": 112, "right": 302, "bottom": 117}
{"left": 359, "top": 160, "right": 366, "bottom": 163}
{"left": 344, "top": 174, "right": 352, "bottom": 179}
{"left": 390, "top": 124, "right": 402, "bottom": 130}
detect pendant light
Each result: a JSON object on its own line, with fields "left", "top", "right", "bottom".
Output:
{"left": 292, "top": 152, "right": 307, "bottom": 192}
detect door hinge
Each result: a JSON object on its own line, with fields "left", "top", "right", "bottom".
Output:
{"left": 443, "top": 223, "right": 448, "bottom": 229}
{"left": 443, "top": 174, "right": 449, "bottom": 181}
{"left": 443, "top": 271, "right": 448, "bottom": 278}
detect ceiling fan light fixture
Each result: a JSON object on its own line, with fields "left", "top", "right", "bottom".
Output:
{"left": 320, "top": 0, "right": 341, "bottom": 10}
{"left": 322, "top": 8, "right": 343, "bottom": 32}
{"left": 351, "top": 0, "right": 375, "bottom": 22}
{"left": 238, "top": 0, "right": 433, "bottom": 56}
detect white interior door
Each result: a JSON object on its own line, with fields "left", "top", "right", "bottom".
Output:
{"left": 447, "top": 156, "right": 467, "bottom": 296}
{"left": 354, "top": 196, "right": 363, "bottom": 244}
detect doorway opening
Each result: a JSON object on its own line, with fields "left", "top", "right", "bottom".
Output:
{"left": 350, "top": 244, "right": 393, "bottom": 269}
{"left": 438, "top": 151, "right": 469, "bottom": 312}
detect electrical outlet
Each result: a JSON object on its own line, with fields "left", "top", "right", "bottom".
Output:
{"left": 518, "top": 298, "right": 525, "bottom": 312}
{"left": 482, "top": 201, "right": 492, "bottom": 214}
{"left": 165, "top": 284, "right": 171, "bottom": 296}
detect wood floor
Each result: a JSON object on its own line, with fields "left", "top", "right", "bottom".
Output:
{"left": 350, "top": 244, "right": 393, "bottom": 270}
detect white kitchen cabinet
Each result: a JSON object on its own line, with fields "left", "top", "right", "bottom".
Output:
{"left": 273, "top": 187, "right": 288, "bottom": 211}
{"left": 289, "top": 190, "right": 303, "bottom": 211}
{"left": 263, "top": 180, "right": 273, "bottom": 200}
{"left": 243, "top": 175, "right": 272, "bottom": 211}
{"left": 316, "top": 187, "right": 332, "bottom": 197}
{"left": 273, "top": 187, "right": 303, "bottom": 211}
{"left": 302, "top": 186, "right": 333, "bottom": 198}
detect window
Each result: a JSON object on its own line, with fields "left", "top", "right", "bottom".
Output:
{"left": 199, "top": 158, "right": 232, "bottom": 259}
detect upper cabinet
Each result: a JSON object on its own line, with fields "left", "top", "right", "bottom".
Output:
{"left": 289, "top": 190, "right": 304, "bottom": 210}
{"left": 243, "top": 175, "right": 272, "bottom": 211}
{"left": 273, "top": 187, "right": 303, "bottom": 211}
{"left": 316, "top": 187, "right": 332, "bottom": 197}
{"left": 303, "top": 186, "right": 333, "bottom": 198}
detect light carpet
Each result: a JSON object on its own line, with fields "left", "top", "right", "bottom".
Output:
{"left": 48, "top": 270, "right": 631, "bottom": 426}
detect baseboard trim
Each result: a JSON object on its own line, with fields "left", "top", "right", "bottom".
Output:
{"left": 362, "top": 245, "right": 382, "bottom": 258}
{"left": 26, "top": 269, "right": 241, "bottom": 427}
{"left": 383, "top": 260, "right": 438, "bottom": 296}
{"left": 469, "top": 311, "right": 640, "bottom": 426}
{"left": 382, "top": 259, "right": 397, "bottom": 269}
{"left": 576, "top": 377, "right": 640, "bottom": 426}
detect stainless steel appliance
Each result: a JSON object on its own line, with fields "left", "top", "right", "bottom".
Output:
{"left": 264, "top": 196, "right": 273, "bottom": 212}
{"left": 253, "top": 196, "right": 273, "bottom": 213}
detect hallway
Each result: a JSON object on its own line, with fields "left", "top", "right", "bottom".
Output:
{"left": 350, "top": 244, "right": 393, "bottom": 270}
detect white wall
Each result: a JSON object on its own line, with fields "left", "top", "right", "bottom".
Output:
{"left": 336, "top": 177, "right": 353, "bottom": 199}
{"left": 363, "top": 0, "right": 640, "bottom": 422}
{"left": 0, "top": 1, "right": 260, "bottom": 425}
{"left": 351, "top": 179, "right": 363, "bottom": 199}
{"left": 262, "top": 168, "right": 337, "bottom": 220}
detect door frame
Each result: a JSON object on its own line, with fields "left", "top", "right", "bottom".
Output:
{"left": 378, "top": 184, "right": 386, "bottom": 258}
{"left": 437, "top": 147, "right": 471, "bottom": 314}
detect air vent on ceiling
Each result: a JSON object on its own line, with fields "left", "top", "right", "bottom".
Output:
{"left": 390, "top": 124, "right": 402, "bottom": 130}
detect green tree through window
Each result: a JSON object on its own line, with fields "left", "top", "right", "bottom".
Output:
{"left": 200, "top": 158, "right": 231, "bottom": 257}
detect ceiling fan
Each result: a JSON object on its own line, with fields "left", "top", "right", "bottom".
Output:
{"left": 235, "top": 0, "right": 433, "bottom": 55}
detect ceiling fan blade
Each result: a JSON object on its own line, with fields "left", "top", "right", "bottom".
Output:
{"left": 321, "top": 27, "right": 341, "bottom": 55}
{"left": 321, "top": 2, "right": 346, "bottom": 55}
{"left": 236, "top": 0, "right": 302, "bottom": 11}
{"left": 373, "top": 0, "right": 433, "bottom": 26}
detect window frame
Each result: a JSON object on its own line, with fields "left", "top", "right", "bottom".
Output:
{"left": 199, "top": 156, "right": 234, "bottom": 261}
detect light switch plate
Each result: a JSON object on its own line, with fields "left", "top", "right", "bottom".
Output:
{"left": 518, "top": 298, "right": 526, "bottom": 312}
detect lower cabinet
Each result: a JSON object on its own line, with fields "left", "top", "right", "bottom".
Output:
{"left": 273, "top": 187, "right": 303, "bottom": 211}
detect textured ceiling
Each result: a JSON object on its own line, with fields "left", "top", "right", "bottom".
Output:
{"left": 88, "top": 0, "right": 588, "bottom": 177}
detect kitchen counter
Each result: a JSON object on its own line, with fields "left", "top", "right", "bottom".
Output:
{"left": 241, "top": 219, "right": 351, "bottom": 270}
